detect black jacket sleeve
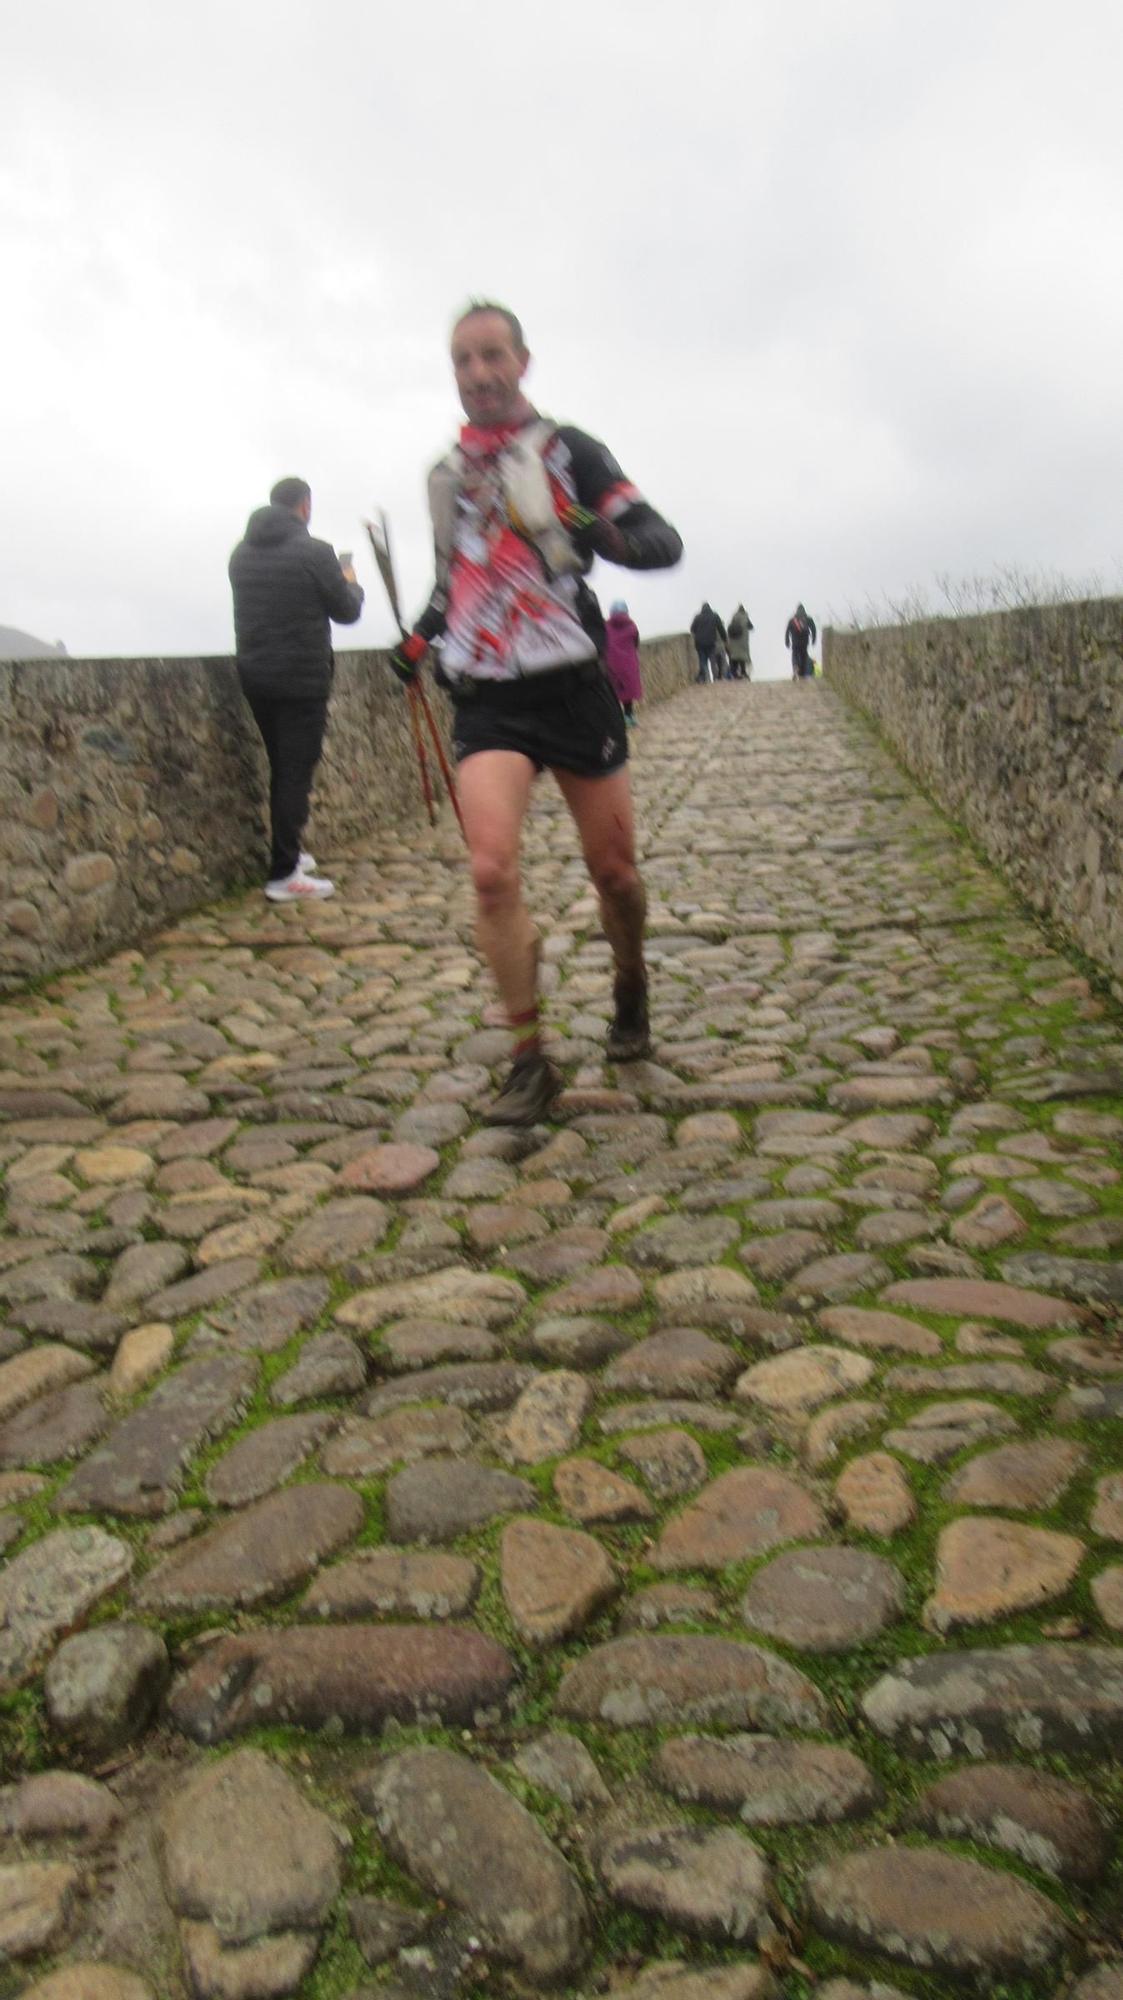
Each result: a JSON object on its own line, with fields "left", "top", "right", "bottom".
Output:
{"left": 415, "top": 592, "right": 448, "bottom": 644}
{"left": 808, "top": 616, "right": 818, "bottom": 644}
{"left": 310, "top": 539, "right": 364, "bottom": 625}
{"left": 560, "top": 426, "right": 683, "bottom": 571}
{"left": 605, "top": 499, "right": 684, "bottom": 570}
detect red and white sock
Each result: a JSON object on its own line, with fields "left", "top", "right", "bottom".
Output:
{"left": 509, "top": 1003, "right": 541, "bottom": 1062}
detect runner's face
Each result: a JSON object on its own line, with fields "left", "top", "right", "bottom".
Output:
{"left": 451, "top": 312, "right": 529, "bottom": 425}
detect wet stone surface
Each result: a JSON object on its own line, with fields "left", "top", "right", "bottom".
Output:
{"left": 320, "top": 1402, "right": 473, "bottom": 1478}
{"left": 1, "top": 679, "right": 1121, "bottom": 1996}
{"left": 160, "top": 1747, "right": 341, "bottom": 1944}
{"left": 557, "top": 1634, "right": 828, "bottom": 1731}
{"left": 599, "top": 1822, "right": 774, "bottom": 1945}
{"left": 384, "top": 1457, "right": 536, "bottom": 1543}
{"left": 0, "top": 1526, "right": 134, "bottom": 1691}
{"left": 44, "top": 1620, "right": 169, "bottom": 1756}
{"left": 653, "top": 1466, "right": 826, "bottom": 1572}
{"left": 204, "top": 1410, "right": 338, "bottom": 1505}
{"left": 0, "top": 1859, "right": 80, "bottom": 1959}
{"left": 501, "top": 1514, "right": 617, "bottom": 1644}
{"left": 136, "top": 1482, "right": 363, "bottom": 1611}
{"left": 303, "top": 1545, "right": 479, "bottom": 1621}
{"left": 862, "top": 1644, "right": 1123, "bottom": 1757}
{"left": 55, "top": 1351, "right": 257, "bottom": 1516}
{"left": 169, "top": 1624, "right": 517, "bottom": 1740}
{"left": 805, "top": 1844, "right": 1068, "bottom": 1979}
{"left": 655, "top": 1732, "right": 881, "bottom": 1826}
{"left": 357, "top": 1746, "right": 589, "bottom": 1982}
{"left": 911, "top": 1761, "right": 1110, "bottom": 1883}
{"left": 741, "top": 1544, "right": 907, "bottom": 1652}
{"left": 944, "top": 1437, "right": 1086, "bottom": 1511}
{"left": 0, "top": 1770, "right": 122, "bottom": 1841}
{"left": 924, "top": 1517, "right": 1084, "bottom": 1633}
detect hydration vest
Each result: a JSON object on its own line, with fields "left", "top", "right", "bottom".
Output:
{"left": 428, "top": 418, "right": 584, "bottom": 601}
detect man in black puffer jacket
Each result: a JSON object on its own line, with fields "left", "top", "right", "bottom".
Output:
{"left": 229, "top": 476, "right": 364, "bottom": 900}
{"left": 690, "top": 602, "right": 726, "bottom": 683}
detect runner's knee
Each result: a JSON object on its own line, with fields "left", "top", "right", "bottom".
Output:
{"left": 471, "top": 847, "right": 520, "bottom": 912}
{"left": 591, "top": 854, "right": 640, "bottom": 901}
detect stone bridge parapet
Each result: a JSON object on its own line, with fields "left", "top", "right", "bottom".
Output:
{"left": 0, "top": 634, "right": 694, "bottom": 990}
{"left": 826, "top": 597, "right": 1123, "bottom": 995}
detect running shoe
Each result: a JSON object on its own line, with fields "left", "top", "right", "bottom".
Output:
{"left": 264, "top": 870, "right": 335, "bottom": 902}
{"left": 606, "top": 974, "right": 652, "bottom": 1061}
{"left": 483, "top": 1051, "right": 562, "bottom": 1127}
{"left": 299, "top": 849, "right": 317, "bottom": 871}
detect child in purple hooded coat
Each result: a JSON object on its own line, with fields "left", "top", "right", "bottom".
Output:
{"left": 604, "top": 600, "right": 643, "bottom": 725}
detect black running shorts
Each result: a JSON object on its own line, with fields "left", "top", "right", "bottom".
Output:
{"left": 450, "top": 662, "right": 628, "bottom": 778}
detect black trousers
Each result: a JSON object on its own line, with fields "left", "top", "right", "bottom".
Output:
{"left": 242, "top": 690, "right": 328, "bottom": 881}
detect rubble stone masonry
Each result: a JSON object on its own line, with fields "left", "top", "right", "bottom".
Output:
{"left": 825, "top": 597, "right": 1123, "bottom": 996}
{"left": 0, "top": 635, "right": 694, "bottom": 989}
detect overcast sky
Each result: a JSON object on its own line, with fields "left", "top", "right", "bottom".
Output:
{"left": 2, "top": 0, "right": 1121, "bottom": 678}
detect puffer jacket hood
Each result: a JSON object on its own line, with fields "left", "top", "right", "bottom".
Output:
{"left": 243, "top": 503, "right": 306, "bottom": 548}
{"left": 229, "top": 504, "right": 363, "bottom": 698}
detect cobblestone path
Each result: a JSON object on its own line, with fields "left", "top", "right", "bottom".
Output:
{"left": 1, "top": 680, "right": 1122, "bottom": 2000}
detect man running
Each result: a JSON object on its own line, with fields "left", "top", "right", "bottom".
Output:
{"left": 389, "top": 300, "right": 683, "bottom": 1125}
{"left": 785, "top": 601, "right": 817, "bottom": 679}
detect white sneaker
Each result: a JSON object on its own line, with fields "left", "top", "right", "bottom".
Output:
{"left": 264, "top": 870, "right": 335, "bottom": 902}
{"left": 299, "top": 849, "right": 316, "bottom": 871}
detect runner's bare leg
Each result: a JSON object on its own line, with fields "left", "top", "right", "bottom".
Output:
{"left": 457, "top": 750, "right": 540, "bottom": 1026}
{"left": 554, "top": 766, "right": 647, "bottom": 984}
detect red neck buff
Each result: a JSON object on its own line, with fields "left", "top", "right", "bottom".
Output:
{"left": 459, "top": 403, "right": 537, "bottom": 458}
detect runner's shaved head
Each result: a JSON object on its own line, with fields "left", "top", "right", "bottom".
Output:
{"left": 453, "top": 299, "right": 527, "bottom": 357}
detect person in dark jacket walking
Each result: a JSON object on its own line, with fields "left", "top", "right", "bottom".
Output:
{"left": 785, "top": 602, "right": 817, "bottom": 679}
{"left": 229, "top": 476, "right": 364, "bottom": 900}
{"left": 690, "top": 603, "right": 726, "bottom": 683}
{"left": 726, "top": 604, "right": 753, "bottom": 678}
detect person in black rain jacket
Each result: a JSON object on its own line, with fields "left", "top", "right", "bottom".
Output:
{"left": 785, "top": 602, "right": 817, "bottom": 679}
{"left": 690, "top": 602, "right": 726, "bottom": 682}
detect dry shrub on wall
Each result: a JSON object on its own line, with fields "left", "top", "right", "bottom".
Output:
{"left": 828, "top": 562, "right": 1120, "bottom": 633}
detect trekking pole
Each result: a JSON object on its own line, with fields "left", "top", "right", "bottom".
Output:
{"left": 406, "top": 685, "right": 437, "bottom": 826}
{"left": 364, "top": 510, "right": 409, "bottom": 641}
{"left": 414, "top": 681, "right": 466, "bottom": 839}
{"left": 364, "top": 511, "right": 465, "bottom": 840}
{"left": 363, "top": 513, "right": 434, "bottom": 820}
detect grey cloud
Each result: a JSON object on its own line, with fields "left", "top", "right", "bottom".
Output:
{"left": 1, "top": 0, "right": 1120, "bottom": 675}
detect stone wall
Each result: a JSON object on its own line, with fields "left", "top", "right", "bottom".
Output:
{"left": 824, "top": 598, "right": 1123, "bottom": 993}
{"left": 0, "top": 635, "right": 695, "bottom": 990}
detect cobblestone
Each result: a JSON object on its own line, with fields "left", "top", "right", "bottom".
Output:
{"left": 1, "top": 680, "right": 1120, "bottom": 1996}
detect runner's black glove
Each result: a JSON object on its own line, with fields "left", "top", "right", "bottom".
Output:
{"left": 389, "top": 633, "right": 427, "bottom": 684}
{"left": 561, "top": 503, "right": 634, "bottom": 565}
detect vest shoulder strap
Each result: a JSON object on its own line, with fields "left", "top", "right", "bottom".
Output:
{"left": 428, "top": 419, "right": 579, "bottom": 587}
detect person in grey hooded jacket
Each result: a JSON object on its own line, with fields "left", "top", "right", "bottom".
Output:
{"left": 727, "top": 605, "right": 753, "bottom": 678}
{"left": 229, "top": 476, "right": 363, "bottom": 899}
